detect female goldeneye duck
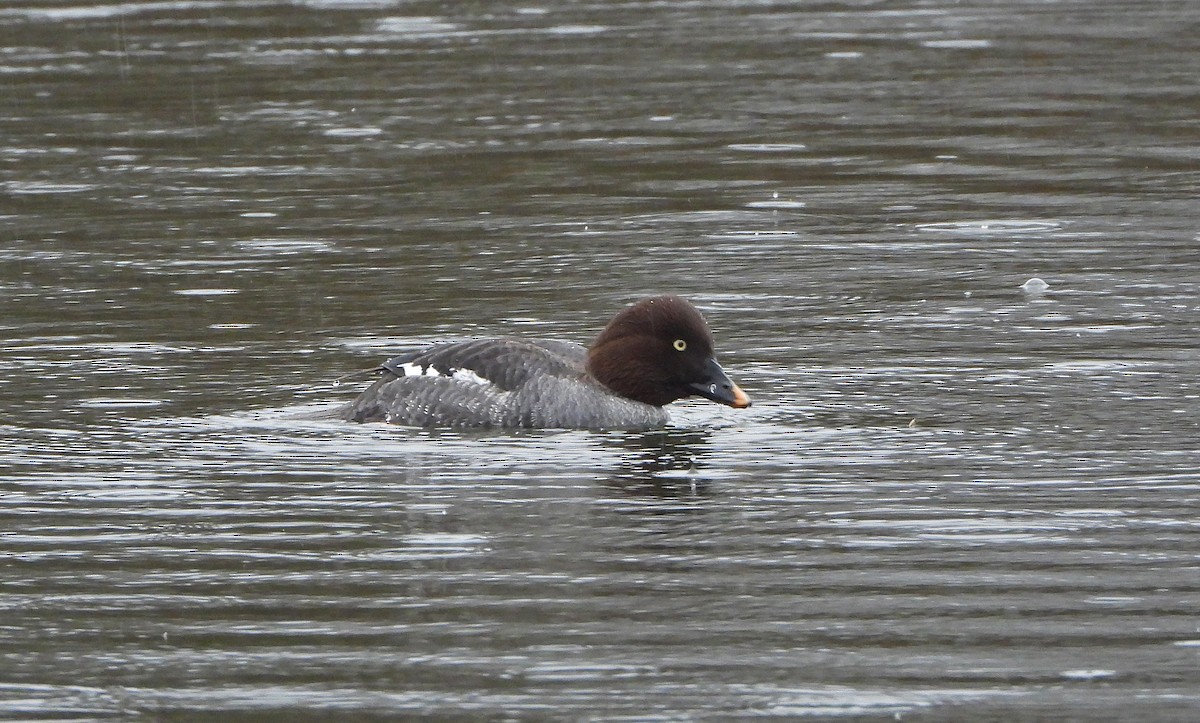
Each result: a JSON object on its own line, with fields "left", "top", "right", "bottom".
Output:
{"left": 339, "top": 295, "right": 750, "bottom": 430}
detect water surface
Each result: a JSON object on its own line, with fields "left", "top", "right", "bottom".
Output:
{"left": 2, "top": 0, "right": 1199, "bottom": 719}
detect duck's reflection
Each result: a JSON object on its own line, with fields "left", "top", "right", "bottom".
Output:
{"left": 601, "top": 428, "right": 713, "bottom": 497}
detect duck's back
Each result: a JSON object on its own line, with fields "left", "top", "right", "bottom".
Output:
{"left": 339, "top": 338, "right": 667, "bottom": 430}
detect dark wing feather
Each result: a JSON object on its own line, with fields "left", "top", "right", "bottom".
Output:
{"left": 339, "top": 338, "right": 589, "bottom": 426}
{"left": 378, "top": 338, "right": 586, "bottom": 390}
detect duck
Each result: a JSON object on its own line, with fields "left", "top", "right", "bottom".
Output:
{"left": 338, "top": 295, "right": 750, "bottom": 429}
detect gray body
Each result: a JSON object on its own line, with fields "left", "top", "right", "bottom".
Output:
{"left": 339, "top": 338, "right": 669, "bottom": 430}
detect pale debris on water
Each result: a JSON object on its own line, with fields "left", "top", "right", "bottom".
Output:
{"left": 1020, "top": 277, "right": 1050, "bottom": 295}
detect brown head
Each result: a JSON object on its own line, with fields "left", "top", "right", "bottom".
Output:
{"left": 585, "top": 295, "right": 751, "bottom": 409}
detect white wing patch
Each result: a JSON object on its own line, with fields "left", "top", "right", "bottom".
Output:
{"left": 397, "top": 362, "right": 441, "bottom": 377}
{"left": 397, "top": 362, "right": 491, "bottom": 387}
{"left": 451, "top": 367, "right": 491, "bottom": 386}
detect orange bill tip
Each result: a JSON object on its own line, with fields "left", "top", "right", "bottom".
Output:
{"left": 729, "top": 383, "right": 751, "bottom": 409}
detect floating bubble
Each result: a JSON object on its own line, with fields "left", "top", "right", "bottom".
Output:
{"left": 1021, "top": 277, "right": 1050, "bottom": 295}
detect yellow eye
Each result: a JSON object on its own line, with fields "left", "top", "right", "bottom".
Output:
{"left": 672, "top": 339, "right": 687, "bottom": 351}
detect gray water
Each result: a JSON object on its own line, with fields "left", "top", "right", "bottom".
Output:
{"left": 2, "top": 0, "right": 1199, "bottom": 719}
